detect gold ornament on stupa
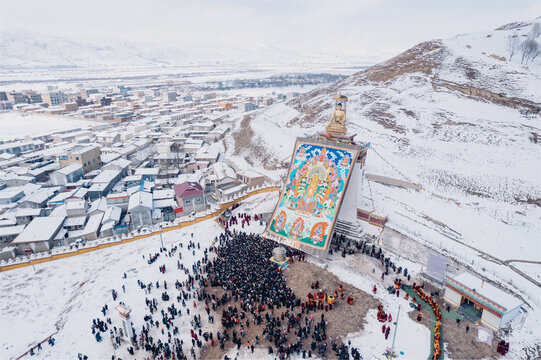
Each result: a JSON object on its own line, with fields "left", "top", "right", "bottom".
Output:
{"left": 325, "top": 94, "right": 348, "bottom": 135}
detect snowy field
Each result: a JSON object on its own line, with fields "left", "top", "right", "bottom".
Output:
{"left": 1, "top": 192, "right": 540, "bottom": 359}
{"left": 0, "top": 193, "right": 425, "bottom": 360}
{"left": 0, "top": 112, "right": 99, "bottom": 141}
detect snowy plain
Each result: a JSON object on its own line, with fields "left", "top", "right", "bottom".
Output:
{"left": 0, "top": 112, "right": 99, "bottom": 141}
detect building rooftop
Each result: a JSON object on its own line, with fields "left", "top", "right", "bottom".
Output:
{"left": 153, "top": 189, "right": 175, "bottom": 200}
{"left": 91, "top": 169, "right": 121, "bottom": 184}
{"left": 448, "top": 272, "right": 524, "bottom": 312}
{"left": 0, "top": 224, "right": 26, "bottom": 237}
{"left": 13, "top": 216, "right": 65, "bottom": 243}
{"left": 56, "top": 163, "right": 83, "bottom": 175}
{"left": 69, "top": 145, "right": 99, "bottom": 154}
{"left": 128, "top": 191, "right": 153, "bottom": 210}
{"left": 237, "top": 170, "right": 264, "bottom": 179}
{"left": 173, "top": 181, "right": 204, "bottom": 198}
{"left": 83, "top": 213, "right": 103, "bottom": 235}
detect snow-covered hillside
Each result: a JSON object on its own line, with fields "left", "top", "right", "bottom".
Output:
{"left": 226, "top": 20, "right": 541, "bottom": 307}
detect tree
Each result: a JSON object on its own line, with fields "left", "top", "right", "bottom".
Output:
{"left": 507, "top": 35, "right": 520, "bottom": 61}
{"left": 170, "top": 142, "right": 185, "bottom": 173}
{"left": 521, "top": 38, "right": 540, "bottom": 64}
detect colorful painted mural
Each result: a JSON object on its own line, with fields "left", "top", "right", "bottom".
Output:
{"left": 267, "top": 140, "right": 359, "bottom": 251}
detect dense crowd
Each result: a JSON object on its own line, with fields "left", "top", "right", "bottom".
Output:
{"left": 203, "top": 231, "right": 362, "bottom": 359}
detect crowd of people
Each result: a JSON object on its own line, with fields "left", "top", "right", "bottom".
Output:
{"left": 83, "top": 203, "right": 504, "bottom": 360}
{"left": 203, "top": 230, "right": 363, "bottom": 359}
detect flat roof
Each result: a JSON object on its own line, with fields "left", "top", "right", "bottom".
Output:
{"left": 69, "top": 145, "right": 98, "bottom": 154}
{"left": 237, "top": 170, "right": 264, "bottom": 179}
{"left": 13, "top": 216, "right": 65, "bottom": 243}
{"left": 64, "top": 216, "right": 87, "bottom": 227}
{"left": 447, "top": 272, "right": 524, "bottom": 313}
{"left": 153, "top": 189, "right": 175, "bottom": 200}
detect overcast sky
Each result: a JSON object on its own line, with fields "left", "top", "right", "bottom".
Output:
{"left": 1, "top": 0, "right": 539, "bottom": 63}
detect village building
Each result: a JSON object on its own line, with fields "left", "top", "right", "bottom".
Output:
{"left": 59, "top": 145, "right": 101, "bottom": 174}
{"left": 237, "top": 170, "right": 266, "bottom": 188}
{"left": 444, "top": 272, "right": 525, "bottom": 330}
{"left": 12, "top": 216, "right": 65, "bottom": 254}
{"left": 173, "top": 181, "right": 206, "bottom": 216}
{"left": 128, "top": 191, "right": 153, "bottom": 228}
{"left": 50, "top": 163, "right": 84, "bottom": 185}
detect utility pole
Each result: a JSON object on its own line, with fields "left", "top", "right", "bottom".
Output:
{"left": 159, "top": 224, "right": 164, "bottom": 249}
{"left": 390, "top": 305, "right": 401, "bottom": 359}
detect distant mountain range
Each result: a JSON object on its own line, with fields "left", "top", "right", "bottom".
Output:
{"left": 0, "top": 30, "right": 383, "bottom": 69}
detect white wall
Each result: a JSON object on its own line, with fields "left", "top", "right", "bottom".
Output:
{"left": 481, "top": 309, "right": 501, "bottom": 330}
{"left": 500, "top": 305, "right": 523, "bottom": 328}
{"left": 444, "top": 287, "right": 462, "bottom": 306}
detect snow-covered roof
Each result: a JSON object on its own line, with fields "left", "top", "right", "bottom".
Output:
{"left": 105, "top": 158, "right": 132, "bottom": 169}
{"left": 128, "top": 191, "right": 153, "bottom": 211}
{"left": 49, "top": 191, "right": 72, "bottom": 204}
{"left": 220, "top": 184, "right": 248, "bottom": 196}
{"left": 14, "top": 208, "right": 42, "bottom": 217}
{"left": 100, "top": 153, "right": 121, "bottom": 164}
{"left": 91, "top": 169, "right": 121, "bottom": 184}
{"left": 106, "top": 192, "right": 128, "bottom": 200}
{"left": 21, "top": 187, "right": 59, "bottom": 204}
{"left": 153, "top": 189, "right": 175, "bottom": 200}
{"left": 123, "top": 175, "right": 142, "bottom": 182}
{"left": 134, "top": 168, "right": 160, "bottom": 176}
{"left": 69, "top": 187, "right": 88, "bottom": 199}
{"left": 237, "top": 170, "right": 264, "bottom": 179}
{"left": 63, "top": 216, "right": 87, "bottom": 227}
{"left": 83, "top": 213, "right": 103, "bottom": 235}
{"left": 448, "top": 272, "right": 524, "bottom": 312}
{"left": 56, "top": 163, "right": 83, "bottom": 175}
{"left": 102, "top": 206, "right": 122, "bottom": 224}
{"left": 49, "top": 204, "right": 67, "bottom": 217}
{"left": 13, "top": 216, "right": 65, "bottom": 243}
{"left": 88, "top": 198, "right": 108, "bottom": 214}
{"left": 0, "top": 224, "right": 26, "bottom": 237}
{"left": 66, "top": 200, "right": 86, "bottom": 211}
{"left": 0, "top": 187, "right": 24, "bottom": 200}
{"left": 153, "top": 199, "right": 177, "bottom": 209}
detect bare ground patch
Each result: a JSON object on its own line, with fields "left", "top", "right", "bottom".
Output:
{"left": 201, "top": 260, "right": 378, "bottom": 359}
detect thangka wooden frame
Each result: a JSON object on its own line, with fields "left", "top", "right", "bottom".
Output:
{"left": 265, "top": 137, "right": 360, "bottom": 257}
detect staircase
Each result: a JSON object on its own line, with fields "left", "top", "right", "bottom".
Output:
{"left": 333, "top": 219, "right": 364, "bottom": 241}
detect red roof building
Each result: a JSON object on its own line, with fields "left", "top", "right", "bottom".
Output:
{"left": 173, "top": 182, "right": 206, "bottom": 216}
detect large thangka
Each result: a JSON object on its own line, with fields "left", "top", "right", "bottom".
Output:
{"left": 267, "top": 140, "right": 359, "bottom": 252}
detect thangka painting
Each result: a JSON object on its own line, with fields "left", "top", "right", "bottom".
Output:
{"left": 266, "top": 140, "right": 359, "bottom": 251}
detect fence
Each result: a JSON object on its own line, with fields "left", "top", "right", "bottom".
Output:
{"left": 0, "top": 184, "right": 279, "bottom": 272}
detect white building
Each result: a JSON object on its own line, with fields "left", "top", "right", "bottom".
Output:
{"left": 128, "top": 191, "right": 153, "bottom": 228}
{"left": 50, "top": 164, "right": 84, "bottom": 185}
{"left": 12, "top": 216, "right": 65, "bottom": 254}
{"left": 444, "top": 272, "right": 525, "bottom": 330}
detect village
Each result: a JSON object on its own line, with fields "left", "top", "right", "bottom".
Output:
{"left": 0, "top": 74, "right": 343, "bottom": 259}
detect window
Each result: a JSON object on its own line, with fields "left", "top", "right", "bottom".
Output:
{"left": 195, "top": 198, "right": 202, "bottom": 203}
{"left": 184, "top": 200, "right": 191, "bottom": 205}
{"left": 75, "top": 157, "right": 79, "bottom": 160}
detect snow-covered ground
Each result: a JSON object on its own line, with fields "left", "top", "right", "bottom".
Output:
{"left": 1, "top": 192, "right": 539, "bottom": 359}
{"left": 0, "top": 218, "right": 224, "bottom": 359}
{"left": 0, "top": 112, "right": 99, "bottom": 140}
{"left": 222, "top": 19, "right": 541, "bottom": 358}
